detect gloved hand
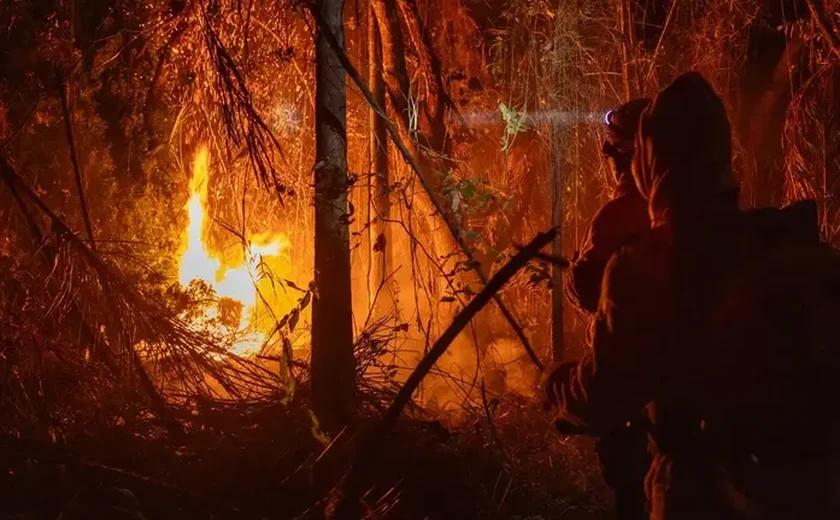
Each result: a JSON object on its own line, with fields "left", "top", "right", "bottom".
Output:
{"left": 541, "top": 361, "right": 577, "bottom": 412}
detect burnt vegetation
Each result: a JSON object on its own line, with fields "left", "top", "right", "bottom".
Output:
{"left": 1, "top": 0, "right": 838, "bottom": 519}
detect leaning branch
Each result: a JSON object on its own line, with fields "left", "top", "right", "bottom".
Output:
{"left": 310, "top": 7, "right": 545, "bottom": 371}
{"left": 57, "top": 72, "right": 97, "bottom": 252}
{"left": 327, "top": 228, "right": 557, "bottom": 520}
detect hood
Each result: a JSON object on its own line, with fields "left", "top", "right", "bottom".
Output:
{"left": 632, "top": 72, "right": 738, "bottom": 223}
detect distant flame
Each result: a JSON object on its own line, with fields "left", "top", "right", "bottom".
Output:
{"left": 178, "top": 146, "right": 289, "bottom": 356}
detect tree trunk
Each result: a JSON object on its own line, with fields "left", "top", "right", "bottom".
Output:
{"left": 311, "top": 0, "right": 356, "bottom": 431}
{"left": 549, "top": 125, "right": 565, "bottom": 363}
{"left": 368, "top": 5, "right": 392, "bottom": 314}
{"left": 617, "top": 0, "right": 633, "bottom": 99}
{"left": 371, "top": 0, "right": 450, "bottom": 162}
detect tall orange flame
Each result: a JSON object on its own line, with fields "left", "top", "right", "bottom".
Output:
{"left": 178, "top": 146, "right": 289, "bottom": 356}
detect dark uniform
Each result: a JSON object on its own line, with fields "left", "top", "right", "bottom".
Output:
{"left": 547, "top": 72, "right": 835, "bottom": 519}
{"left": 565, "top": 99, "right": 650, "bottom": 314}
{"left": 563, "top": 98, "right": 651, "bottom": 520}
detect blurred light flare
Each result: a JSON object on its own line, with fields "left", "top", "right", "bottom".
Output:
{"left": 462, "top": 109, "right": 606, "bottom": 128}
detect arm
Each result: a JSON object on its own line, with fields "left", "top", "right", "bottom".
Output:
{"left": 565, "top": 196, "right": 649, "bottom": 314}
{"left": 549, "top": 241, "right": 668, "bottom": 432}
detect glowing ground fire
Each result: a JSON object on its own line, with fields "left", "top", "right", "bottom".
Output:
{"left": 178, "top": 146, "right": 289, "bottom": 356}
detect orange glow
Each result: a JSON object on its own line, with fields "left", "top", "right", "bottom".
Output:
{"left": 178, "top": 146, "right": 290, "bottom": 356}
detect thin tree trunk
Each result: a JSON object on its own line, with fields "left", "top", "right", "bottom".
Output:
{"left": 549, "top": 125, "right": 564, "bottom": 363}
{"left": 310, "top": 0, "right": 356, "bottom": 431}
{"left": 368, "top": 5, "right": 392, "bottom": 314}
{"left": 617, "top": 0, "right": 632, "bottom": 99}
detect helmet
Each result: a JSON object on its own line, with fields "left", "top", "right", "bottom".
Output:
{"left": 603, "top": 98, "right": 651, "bottom": 177}
{"left": 604, "top": 98, "right": 651, "bottom": 151}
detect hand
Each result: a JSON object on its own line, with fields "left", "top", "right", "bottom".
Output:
{"left": 541, "top": 361, "right": 577, "bottom": 411}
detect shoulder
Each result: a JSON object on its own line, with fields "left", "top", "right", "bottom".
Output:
{"left": 603, "top": 226, "right": 671, "bottom": 292}
{"left": 587, "top": 193, "right": 650, "bottom": 247}
{"left": 592, "top": 192, "right": 647, "bottom": 225}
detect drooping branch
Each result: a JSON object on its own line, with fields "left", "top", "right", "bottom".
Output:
{"left": 201, "top": 7, "right": 288, "bottom": 202}
{"left": 310, "top": 7, "right": 545, "bottom": 372}
{"left": 0, "top": 156, "right": 181, "bottom": 437}
{"left": 57, "top": 72, "right": 97, "bottom": 252}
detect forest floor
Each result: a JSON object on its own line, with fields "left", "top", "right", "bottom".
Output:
{"left": 0, "top": 396, "right": 612, "bottom": 520}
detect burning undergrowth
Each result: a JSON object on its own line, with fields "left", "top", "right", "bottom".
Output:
{"left": 0, "top": 147, "right": 605, "bottom": 518}
{"left": 0, "top": 154, "right": 405, "bottom": 436}
{"left": 0, "top": 185, "right": 604, "bottom": 520}
{"left": 0, "top": 142, "right": 524, "bottom": 439}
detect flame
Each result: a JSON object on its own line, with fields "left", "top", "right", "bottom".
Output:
{"left": 178, "top": 146, "right": 289, "bottom": 356}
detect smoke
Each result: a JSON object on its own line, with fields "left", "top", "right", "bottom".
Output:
{"left": 482, "top": 338, "right": 541, "bottom": 398}
{"left": 418, "top": 336, "right": 542, "bottom": 425}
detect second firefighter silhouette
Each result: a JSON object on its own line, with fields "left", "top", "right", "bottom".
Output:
{"left": 563, "top": 98, "right": 652, "bottom": 520}
{"left": 565, "top": 99, "right": 651, "bottom": 314}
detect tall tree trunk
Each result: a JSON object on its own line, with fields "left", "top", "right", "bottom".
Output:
{"left": 368, "top": 5, "right": 392, "bottom": 314}
{"left": 311, "top": 0, "right": 356, "bottom": 431}
{"left": 617, "top": 0, "right": 633, "bottom": 99}
{"left": 549, "top": 125, "right": 564, "bottom": 362}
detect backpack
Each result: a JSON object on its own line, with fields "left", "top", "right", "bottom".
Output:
{"left": 683, "top": 200, "right": 838, "bottom": 516}
{"left": 697, "top": 200, "right": 837, "bottom": 439}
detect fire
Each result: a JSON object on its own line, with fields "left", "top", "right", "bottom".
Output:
{"left": 178, "top": 146, "right": 289, "bottom": 356}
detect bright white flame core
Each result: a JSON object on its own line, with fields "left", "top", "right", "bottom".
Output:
{"left": 178, "top": 147, "right": 289, "bottom": 356}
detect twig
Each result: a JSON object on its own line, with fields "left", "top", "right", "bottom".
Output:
{"left": 57, "top": 71, "right": 97, "bottom": 252}
{"left": 805, "top": 0, "right": 840, "bottom": 58}
{"left": 0, "top": 98, "right": 42, "bottom": 151}
{"left": 480, "top": 378, "right": 504, "bottom": 453}
{"left": 326, "top": 228, "right": 558, "bottom": 520}
{"left": 646, "top": 0, "right": 679, "bottom": 83}
{"left": 805, "top": 0, "right": 840, "bottom": 59}
{"left": 309, "top": 7, "right": 544, "bottom": 372}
